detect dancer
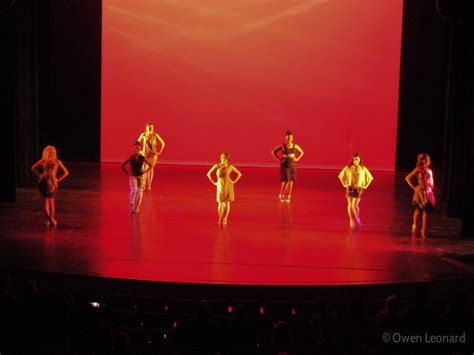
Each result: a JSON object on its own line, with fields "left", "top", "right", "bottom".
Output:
{"left": 31, "top": 145, "right": 69, "bottom": 227}
{"left": 405, "top": 153, "right": 435, "bottom": 238}
{"left": 338, "top": 153, "right": 373, "bottom": 229}
{"left": 271, "top": 130, "right": 304, "bottom": 202}
{"left": 121, "top": 142, "right": 152, "bottom": 213}
{"left": 207, "top": 152, "right": 242, "bottom": 226}
{"left": 137, "top": 123, "right": 165, "bottom": 191}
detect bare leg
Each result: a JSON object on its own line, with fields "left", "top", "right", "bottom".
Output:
{"left": 282, "top": 182, "right": 291, "bottom": 200}
{"left": 223, "top": 202, "right": 231, "bottom": 225}
{"left": 347, "top": 198, "right": 354, "bottom": 228}
{"left": 412, "top": 209, "right": 419, "bottom": 233}
{"left": 286, "top": 181, "right": 294, "bottom": 202}
{"left": 44, "top": 198, "right": 51, "bottom": 226}
{"left": 218, "top": 202, "right": 225, "bottom": 225}
{"left": 421, "top": 211, "right": 427, "bottom": 238}
{"left": 135, "top": 187, "right": 144, "bottom": 212}
{"left": 279, "top": 182, "right": 286, "bottom": 201}
{"left": 354, "top": 198, "right": 361, "bottom": 226}
{"left": 146, "top": 164, "right": 155, "bottom": 190}
{"left": 50, "top": 198, "right": 57, "bottom": 226}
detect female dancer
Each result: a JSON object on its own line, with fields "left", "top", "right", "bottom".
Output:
{"left": 137, "top": 123, "right": 165, "bottom": 191}
{"left": 338, "top": 153, "right": 373, "bottom": 229}
{"left": 271, "top": 131, "right": 304, "bottom": 202}
{"left": 121, "top": 142, "right": 152, "bottom": 213}
{"left": 405, "top": 153, "right": 435, "bottom": 238}
{"left": 31, "top": 145, "right": 69, "bottom": 226}
{"left": 207, "top": 152, "right": 242, "bottom": 226}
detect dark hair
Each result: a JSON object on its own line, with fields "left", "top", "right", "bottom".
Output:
{"left": 133, "top": 141, "right": 141, "bottom": 147}
{"left": 285, "top": 130, "right": 292, "bottom": 136}
{"left": 349, "top": 153, "right": 363, "bottom": 166}
{"left": 416, "top": 153, "right": 430, "bottom": 168}
{"left": 221, "top": 152, "right": 230, "bottom": 160}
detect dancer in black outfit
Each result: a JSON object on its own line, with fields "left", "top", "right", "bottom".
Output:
{"left": 271, "top": 131, "right": 304, "bottom": 202}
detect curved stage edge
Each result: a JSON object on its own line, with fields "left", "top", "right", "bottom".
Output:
{"left": 0, "top": 163, "right": 473, "bottom": 295}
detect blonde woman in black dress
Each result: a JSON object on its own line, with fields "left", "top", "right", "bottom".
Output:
{"left": 207, "top": 152, "right": 242, "bottom": 226}
{"left": 31, "top": 145, "right": 69, "bottom": 226}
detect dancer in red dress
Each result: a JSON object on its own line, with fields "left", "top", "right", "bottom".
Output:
{"left": 405, "top": 153, "right": 435, "bottom": 238}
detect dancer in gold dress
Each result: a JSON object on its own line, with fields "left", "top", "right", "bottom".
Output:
{"left": 137, "top": 123, "right": 165, "bottom": 191}
{"left": 207, "top": 153, "right": 242, "bottom": 226}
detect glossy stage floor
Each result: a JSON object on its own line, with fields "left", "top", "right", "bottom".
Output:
{"left": 0, "top": 163, "right": 473, "bottom": 286}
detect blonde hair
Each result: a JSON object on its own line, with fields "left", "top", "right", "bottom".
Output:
{"left": 42, "top": 145, "right": 57, "bottom": 161}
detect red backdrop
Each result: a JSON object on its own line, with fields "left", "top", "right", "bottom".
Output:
{"left": 102, "top": 0, "right": 403, "bottom": 170}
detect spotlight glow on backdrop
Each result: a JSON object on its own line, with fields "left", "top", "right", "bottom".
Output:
{"left": 102, "top": 0, "right": 403, "bottom": 170}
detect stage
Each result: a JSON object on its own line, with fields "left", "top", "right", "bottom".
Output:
{"left": 0, "top": 163, "right": 472, "bottom": 286}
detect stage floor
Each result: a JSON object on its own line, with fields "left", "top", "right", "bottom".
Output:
{"left": 0, "top": 163, "right": 473, "bottom": 286}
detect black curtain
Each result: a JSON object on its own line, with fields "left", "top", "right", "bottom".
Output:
{"left": 443, "top": 20, "right": 474, "bottom": 235}
{"left": 14, "top": 0, "right": 44, "bottom": 189}
{"left": 437, "top": 1, "right": 474, "bottom": 236}
{"left": 395, "top": 0, "right": 448, "bottom": 173}
{"left": 41, "top": 0, "right": 101, "bottom": 162}
{"left": 0, "top": 0, "right": 18, "bottom": 201}
{"left": 0, "top": 0, "right": 44, "bottom": 198}
{"left": 1, "top": 0, "right": 101, "bottom": 199}
{"left": 396, "top": 0, "right": 474, "bottom": 236}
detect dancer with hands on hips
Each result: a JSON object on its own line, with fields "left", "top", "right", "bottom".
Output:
{"left": 207, "top": 152, "right": 242, "bottom": 226}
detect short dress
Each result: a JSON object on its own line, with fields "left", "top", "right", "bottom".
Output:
{"left": 216, "top": 164, "right": 235, "bottom": 202}
{"left": 412, "top": 168, "right": 435, "bottom": 211}
{"left": 37, "top": 162, "right": 58, "bottom": 198}
{"left": 143, "top": 134, "right": 159, "bottom": 166}
{"left": 279, "top": 144, "right": 297, "bottom": 182}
